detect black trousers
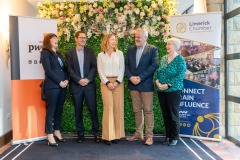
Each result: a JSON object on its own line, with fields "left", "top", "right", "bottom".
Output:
{"left": 45, "top": 88, "right": 66, "bottom": 134}
{"left": 157, "top": 91, "right": 181, "bottom": 140}
{"left": 72, "top": 88, "right": 100, "bottom": 136}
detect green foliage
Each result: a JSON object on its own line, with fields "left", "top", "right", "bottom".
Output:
{"left": 59, "top": 36, "right": 166, "bottom": 134}
{"left": 38, "top": 0, "right": 175, "bottom": 135}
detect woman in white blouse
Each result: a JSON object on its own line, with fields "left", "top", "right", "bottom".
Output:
{"left": 97, "top": 34, "right": 125, "bottom": 145}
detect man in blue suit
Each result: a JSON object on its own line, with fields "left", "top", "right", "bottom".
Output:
{"left": 125, "top": 28, "right": 159, "bottom": 145}
{"left": 66, "top": 31, "right": 100, "bottom": 143}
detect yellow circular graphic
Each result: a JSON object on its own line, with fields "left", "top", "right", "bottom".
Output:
{"left": 176, "top": 22, "right": 186, "bottom": 33}
{"left": 192, "top": 113, "right": 220, "bottom": 139}
{"left": 197, "top": 116, "right": 204, "bottom": 123}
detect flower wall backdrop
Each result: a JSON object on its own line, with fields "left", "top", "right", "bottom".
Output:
{"left": 38, "top": 0, "right": 177, "bottom": 42}
{"left": 38, "top": 0, "right": 178, "bottom": 134}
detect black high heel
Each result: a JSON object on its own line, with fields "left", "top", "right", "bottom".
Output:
{"left": 48, "top": 141, "right": 58, "bottom": 147}
{"left": 54, "top": 135, "right": 66, "bottom": 142}
{"left": 105, "top": 141, "right": 111, "bottom": 145}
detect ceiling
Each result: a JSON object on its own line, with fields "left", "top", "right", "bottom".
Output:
{"left": 26, "top": 0, "right": 194, "bottom": 14}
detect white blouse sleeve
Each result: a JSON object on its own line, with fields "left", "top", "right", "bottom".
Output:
{"left": 97, "top": 53, "right": 109, "bottom": 84}
{"left": 117, "top": 50, "right": 125, "bottom": 83}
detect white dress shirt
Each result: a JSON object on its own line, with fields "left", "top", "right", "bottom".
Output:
{"left": 97, "top": 50, "right": 125, "bottom": 84}
{"left": 76, "top": 48, "right": 84, "bottom": 78}
{"left": 136, "top": 43, "right": 146, "bottom": 67}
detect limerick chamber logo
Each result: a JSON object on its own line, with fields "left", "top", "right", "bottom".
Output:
{"left": 176, "top": 22, "right": 186, "bottom": 33}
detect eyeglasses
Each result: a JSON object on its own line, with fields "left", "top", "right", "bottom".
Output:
{"left": 78, "top": 37, "right": 86, "bottom": 39}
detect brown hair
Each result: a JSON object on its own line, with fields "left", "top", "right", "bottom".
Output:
{"left": 75, "top": 31, "right": 86, "bottom": 38}
{"left": 101, "top": 34, "right": 118, "bottom": 52}
{"left": 42, "top": 33, "right": 57, "bottom": 52}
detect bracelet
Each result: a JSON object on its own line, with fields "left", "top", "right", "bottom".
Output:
{"left": 106, "top": 81, "right": 110, "bottom": 85}
{"left": 115, "top": 80, "right": 121, "bottom": 84}
{"left": 167, "top": 83, "right": 172, "bottom": 88}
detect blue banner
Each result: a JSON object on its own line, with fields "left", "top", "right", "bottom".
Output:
{"left": 180, "top": 78, "right": 220, "bottom": 140}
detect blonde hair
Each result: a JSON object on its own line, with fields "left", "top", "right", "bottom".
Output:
{"left": 101, "top": 34, "right": 118, "bottom": 52}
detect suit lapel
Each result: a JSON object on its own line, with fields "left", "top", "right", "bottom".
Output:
{"left": 73, "top": 49, "right": 81, "bottom": 75}
{"left": 132, "top": 46, "right": 137, "bottom": 68}
{"left": 137, "top": 43, "right": 149, "bottom": 69}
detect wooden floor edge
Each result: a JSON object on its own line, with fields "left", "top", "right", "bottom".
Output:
{"left": 0, "top": 130, "right": 12, "bottom": 148}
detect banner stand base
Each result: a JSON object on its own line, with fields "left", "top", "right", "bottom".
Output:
{"left": 180, "top": 134, "right": 222, "bottom": 142}
{"left": 11, "top": 136, "right": 47, "bottom": 145}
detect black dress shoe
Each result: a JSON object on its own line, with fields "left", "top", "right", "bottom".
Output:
{"left": 163, "top": 138, "right": 170, "bottom": 145}
{"left": 169, "top": 140, "right": 178, "bottom": 146}
{"left": 48, "top": 141, "right": 58, "bottom": 147}
{"left": 105, "top": 141, "right": 111, "bottom": 145}
{"left": 54, "top": 136, "right": 66, "bottom": 142}
{"left": 94, "top": 135, "right": 101, "bottom": 142}
{"left": 111, "top": 139, "right": 119, "bottom": 144}
{"left": 77, "top": 135, "right": 84, "bottom": 143}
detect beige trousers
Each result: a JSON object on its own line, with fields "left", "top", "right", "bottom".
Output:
{"left": 130, "top": 91, "right": 154, "bottom": 137}
{"left": 101, "top": 78, "right": 125, "bottom": 141}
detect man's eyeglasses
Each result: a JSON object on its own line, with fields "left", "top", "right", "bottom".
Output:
{"left": 78, "top": 37, "right": 86, "bottom": 39}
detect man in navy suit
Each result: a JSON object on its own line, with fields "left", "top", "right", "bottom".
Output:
{"left": 66, "top": 31, "right": 100, "bottom": 143}
{"left": 125, "top": 28, "right": 159, "bottom": 145}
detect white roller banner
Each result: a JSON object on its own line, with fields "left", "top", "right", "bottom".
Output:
{"left": 10, "top": 16, "right": 57, "bottom": 144}
{"left": 170, "top": 12, "right": 222, "bottom": 141}
{"left": 170, "top": 12, "right": 221, "bottom": 47}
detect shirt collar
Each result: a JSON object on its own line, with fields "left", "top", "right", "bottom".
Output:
{"left": 76, "top": 47, "right": 84, "bottom": 52}
{"left": 137, "top": 43, "right": 147, "bottom": 50}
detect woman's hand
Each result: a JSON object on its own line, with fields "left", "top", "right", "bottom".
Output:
{"left": 107, "top": 82, "right": 115, "bottom": 90}
{"left": 113, "top": 82, "right": 119, "bottom": 88}
{"left": 156, "top": 80, "right": 169, "bottom": 90}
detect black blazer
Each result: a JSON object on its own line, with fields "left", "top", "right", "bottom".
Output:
{"left": 40, "top": 49, "right": 68, "bottom": 90}
{"left": 66, "top": 47, "right": 97, "bottom": 93}
{"left": 125, "top": 44, "right": 159, "bottom": 91}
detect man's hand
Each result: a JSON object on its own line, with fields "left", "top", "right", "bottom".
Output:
{"left": 130, "top": 76, "right": 141, "bottom": 85}
{"left": 79, "top": 78, "right": 89, "bottom": 86}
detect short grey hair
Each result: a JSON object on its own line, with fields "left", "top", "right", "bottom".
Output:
{"left": 168, "top": 38, "right": 181, "bottom": 50}
{"left": 135, "top": 28, "right": 148, "bottom": 37}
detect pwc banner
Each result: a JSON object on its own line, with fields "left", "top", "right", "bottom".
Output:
{"left": 170, "top": 12, "right": 221, "bottom": 141}
{"left": 9, "top": 16, "right": 57, "bottom": 145}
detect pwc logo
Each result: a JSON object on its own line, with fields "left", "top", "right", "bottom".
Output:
{"left": 28, "top": 33, "right": 48, "bottom": 53}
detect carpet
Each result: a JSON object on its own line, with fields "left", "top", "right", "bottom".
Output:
{"left": 0, "top": 135, "right": 222, "bottom": 160}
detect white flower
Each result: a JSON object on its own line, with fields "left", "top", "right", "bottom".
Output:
{"left": 143, "top": 6, "right": 148, "bottom": 10}
{"left": 134, "top": 8, "right": 140, "bottom": 15}
{"left": 113, "top": 24, "right": 118, "bottom": 29}
{"left": 110, "top": 2, "right": 115, "bottom": 8}
{"left": 128, "top": 10, "right": 133, "bottom": 15}
{"left": 93, "top": 3, "right": 98, "bottom": 8}
{"left": 157, "top": 16, "right": 161, "bottom": 21}
{"left": 119, "top": 7, "right": 123, "bottom": 11}
{"left": 151, "top": 3, "right": 157, "bottom": 9}
{"left": 69, "top": 3, "right": 74, "bottom": 8}
{"left": 114, "top": 9, "right": 118, "bottom": 13}
{"left": 66, "top": 18, "right": 70, "bottom": 22}
{"left": 158, "top": 0, "right": 163, "bottom": 5}
{"left": 140, "top": 12, "right": 145, "bottom": 17}
{"left": 55, "top": 4, "right": 60, "bottom": 8}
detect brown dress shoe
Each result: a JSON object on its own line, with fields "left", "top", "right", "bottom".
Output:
{"left": 144, "top": 137, "right": 153, "bottom": 146}
{"left": 126, "top": 134, "right": 144, "bottom": 141}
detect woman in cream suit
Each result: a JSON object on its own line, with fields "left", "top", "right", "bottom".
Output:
{"left": 97, "top": 34, "right": 125, "bottom": 145}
